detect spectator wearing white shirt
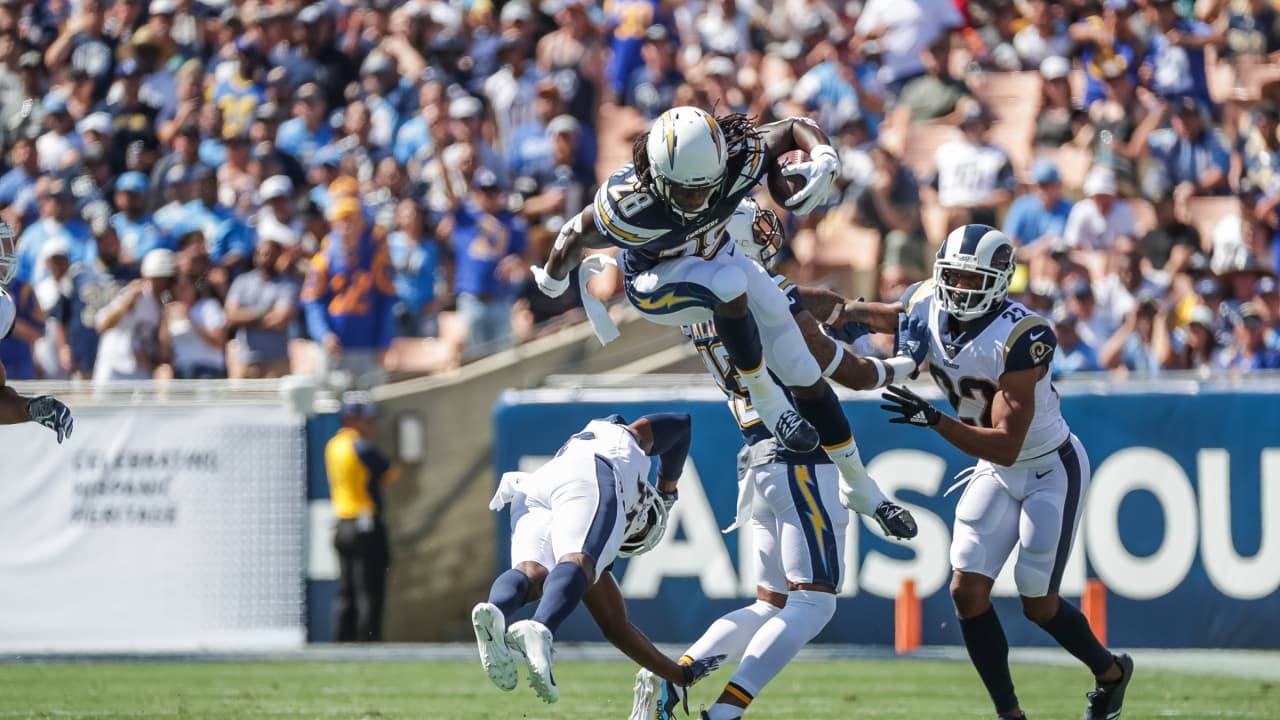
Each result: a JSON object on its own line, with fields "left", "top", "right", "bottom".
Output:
{"left": 93, "top": 247, "right": 174, "bottom": 382}
{"left": 930, "top": 103, "right": 1016, "bottom": 229}
{"left": 855, "top": 0, "right": 964, "bottom": 94}
{"left": 165, "top": 272, "right": 228, "bottom": 379}
{"left": 36, "top": 95, "right": 82, "bottom": 173}
{"left": 1093, "top": 235, "right": 1168, "bottom": 333}
{"left": 1013, "top": 0, "right": 1073, "bottom": 69}
{"left": 1063, "top": 166, "right": 1137, "bottom": 252}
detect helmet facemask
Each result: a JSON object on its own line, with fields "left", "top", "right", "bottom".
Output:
{"left": 933, "top": 244, "right": 1014, "bottom": 321}
{"left": 618, "top": 481, "right": 669, "bottom": 557}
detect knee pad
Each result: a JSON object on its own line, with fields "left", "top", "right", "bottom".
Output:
{"left": 762, "top": 327, "right": 821, "bottom": 386}
{"left": 782, "top": 589, "right": 837, "bottom": 632}
{"left": 709, "top": 264, "right": 749, "bottom": 303}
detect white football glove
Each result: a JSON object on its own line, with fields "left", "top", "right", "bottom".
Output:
{"left": 530, "top": 264, "right": 570, "bottom": 298}
{"left": 782, "top": 144, "right": 839, "bottom": 216}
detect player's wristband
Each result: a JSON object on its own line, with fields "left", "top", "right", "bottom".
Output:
{"left": 869, "top": 358, "right": 887, "bottom": 388}
{"left": 885, "top": 355, "right": 919, "bottom": 384}
{"left": 821, "top": 342, "right": 845, "bottom": 378}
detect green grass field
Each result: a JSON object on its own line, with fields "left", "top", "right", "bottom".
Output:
{"left": 0, "top": 658, "right": 1273, "bottom": 719}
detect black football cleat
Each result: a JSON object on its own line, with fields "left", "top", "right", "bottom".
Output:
{"left": 874, "top": 501, "right": 918, "bottom": 539}
{"left": 1083, "top": 653, "right": 1134, "bottom": 720}
{"left": 773, "top": 410, "right": 819, "bottom": 453}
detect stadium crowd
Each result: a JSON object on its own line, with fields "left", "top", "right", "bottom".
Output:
{"left": 1, "top": 0, "right": 1279, "bottom": 386}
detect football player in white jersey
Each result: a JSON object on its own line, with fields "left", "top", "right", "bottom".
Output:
{"left": 533, "top": 108, "right": 915, "bottom": 535}
{"left": 882, "top": 225, "right": 1133, "bottom": 720}
{"left": 0, "top": 221, "right": 73, "bottom": 442}
{"left": 476, "top": 413, "right": 721, "bottom": 705}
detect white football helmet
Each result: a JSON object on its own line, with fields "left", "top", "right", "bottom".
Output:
{"left": 645, "top": 107, "right": 728, "bottom": 222}
{"left": 933, "top": 224, "right": 1016, "bottom": 320}
{"left": 0, "top": 220, "right": 16, "bottom": 285}
{"left": 619, "top": 480, "right": 669, "bottom": 557}
{"left": 725, "top": 197, "right": 784, "bottom": 266}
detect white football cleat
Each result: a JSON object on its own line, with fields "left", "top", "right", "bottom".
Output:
{"left": 630, "top": 668, "right": 685, "bottom": 720}
{"left": 507, "top": 619, "right": 559, "bottom": 704}
{"left": 471, "top": 602, "right": 517, "bottom": 691}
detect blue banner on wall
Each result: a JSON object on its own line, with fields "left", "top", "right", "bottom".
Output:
{"left": 492, "top": 386, "right": 1280, "bottom": 649}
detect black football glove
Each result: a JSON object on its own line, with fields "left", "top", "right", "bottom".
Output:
{"left": 880, "top": 385, "right": 941, "bottom": 427}
{"left": 27, "top": 395, "right": 73, "bottom": 443}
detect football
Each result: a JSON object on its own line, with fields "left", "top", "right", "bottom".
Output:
{"left": 766, "top": 149, "right": 809, "bottom": 208}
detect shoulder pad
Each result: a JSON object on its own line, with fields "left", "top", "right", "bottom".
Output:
{"left": 902, "top": 280, "right": 935, "bottom": 315}
{"left": 593, "top": 167, "right": 666, "bottom": 247}
{"left": 0, "top": 288, "right": 14, "bottom": 340}
{"left": 1004, "top": 314, "right": 1056, "bottom": 374}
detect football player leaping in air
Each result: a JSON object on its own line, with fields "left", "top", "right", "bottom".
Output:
{"left": 0, "top": 221, "right": 73, "bottom": 442}
{"left": 476, "top": 412, "right": 722, "bottom": 705}
{"left": 882, "top": 225, "right": 1133, "bottom": 720}
{"left": 628, "top": 200, "right": 916, "bottom": 720}
{"left": 534, "top": 107, "right": 917, "bottom": 530}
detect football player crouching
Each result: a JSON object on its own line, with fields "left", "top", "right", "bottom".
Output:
{"left": 475, "top": 413, "right": 722, "bottom": 706}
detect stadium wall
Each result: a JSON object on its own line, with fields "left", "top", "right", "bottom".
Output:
{"left": 493, "top": 382, "right": 1280, "bottom": 650}
{"left": 0, "top": 397, "right": 307, "bottom": 653}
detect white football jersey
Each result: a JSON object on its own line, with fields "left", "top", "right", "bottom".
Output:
{"left": 0, "top": 286, "right": 15, "bottom": 340}
{"left": 904, "top": 280, "right": 1070, "bottom": 463}
{"left": 933, "top": 140, "right": 1014, "bottom": 209}
{"left": 550, "top": 417, "right": 652, "bottom": 511}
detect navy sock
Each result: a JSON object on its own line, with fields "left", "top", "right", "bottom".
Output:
{"left": 532, "top": 563, "right": 590, "bottom": 636}
{"left": 959, "top": 607, "right": 1019, "bottom": 715}
{"left": 714, "top": 310, "right": 764, "bottom": 373}
{"left": 1038, "top": 599, "right": 1116, "bottom": 677}
{"left": 487, "top": 568, "right": 531, "bottom": 618}
{"left": 792, "top": 384, "right": 853, "bottom": 448}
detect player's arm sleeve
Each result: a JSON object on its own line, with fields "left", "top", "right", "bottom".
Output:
{"left": 582, "top": 571, "right": 687, "bottom": 685}
{"left": 641, "top": 412, "right": 692, "bottom": 483}
{"left": 1002, "top": 316, "right": 1057, "bottom": 374}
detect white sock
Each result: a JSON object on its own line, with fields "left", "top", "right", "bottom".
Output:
{"left": 729, "top": 590, "right": 837, "bottom": 699}
{"left": 683, "top": 600, "right": 781, "bottom": 664}
{"left": 827, "top": 441, "right": 889, "bottom": 515}
{"left": 736, "top": 364, "right": 792, "bottom": 427}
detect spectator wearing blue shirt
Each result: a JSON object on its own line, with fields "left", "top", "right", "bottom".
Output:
{"left": 153, "top": 164, "right": 205, "bottom": 241}
{"left": 1146, "top": 96, "right": 1231, "bottom": 195}
{"left": 110, "top": 171, "right": 166, "bottom": 263}
{"left": 16, "top": 177, "right": 93, "bottom": 285}
{"left": 1051, "top": 312, "right": 1101, "bottom": 376}
{"left": 443, "top": 168, "right": 528, "bottom": 359}
{"left": 1071, "top": 0, "right": 1140, "bottom": 106}
{"left": 1219, "top": 303, "right": 1280, "bottom": 370}
{"left": 625, "top": 25, "right": 684, "bottom": 120}
{"left": 0, "top": 136, "right": 39, "bottom": 209}
{"left": 387, "top": 198, "right": 442, "bottom": 338}
{"left": 53, "top": 222, "right": 140, "bottom": 378}
{"left": 1142, "top": 0, "right": 1218, "bottom": 110}
{"left": 276, "top": 83, "right": 332, "bottom": 167}
{"left": 1002, "top": 159, "right": 1074, "bottom": 249}
{"left": 301, "top": 197, "right": 397, "bottom": 388}
{"left": 604, "top": 0, "right": 662, "bottom": 102}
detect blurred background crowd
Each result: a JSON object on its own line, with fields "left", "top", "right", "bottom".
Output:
{"left": 2, "top": 0, "right": 1279, "bottom": 388}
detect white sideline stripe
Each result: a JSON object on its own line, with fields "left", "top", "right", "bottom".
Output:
{"left": 308, "top": 500, "right": 339, "bottom": 581}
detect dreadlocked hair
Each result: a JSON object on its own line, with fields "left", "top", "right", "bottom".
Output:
{"left": 631, "top": 111, "right": 761, "bottom": 192}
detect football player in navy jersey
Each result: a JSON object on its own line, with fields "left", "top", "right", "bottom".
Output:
{"left": 628, "top": 200, "right": 917, "bottom": 720}
{"left": 0, "top": 221, "right": 73, "bottom": 442}
{"left": 884, "top": 225, "right": 1133, "bottom": 720}
{"left": 533, "top": 108, "right": 916, "bottom": 527}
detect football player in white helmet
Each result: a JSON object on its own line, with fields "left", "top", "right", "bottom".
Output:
{"left": 475, "top": 413, "right": 722, "bottom": 705}
{"left": 532, "top": 108, "right": 906, "bottom": 550}
{"left": 882, "top": 225, "right": 1133, "bottom": 720}
{"left": 0, "top": 221, "right": 73, "bottom": 442}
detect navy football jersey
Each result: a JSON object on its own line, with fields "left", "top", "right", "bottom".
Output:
{"left": 683, "top": 275, "right": 828, "bottom": 465}
{"left": 593, "top": 131, "right": 768, "bottom": 276}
